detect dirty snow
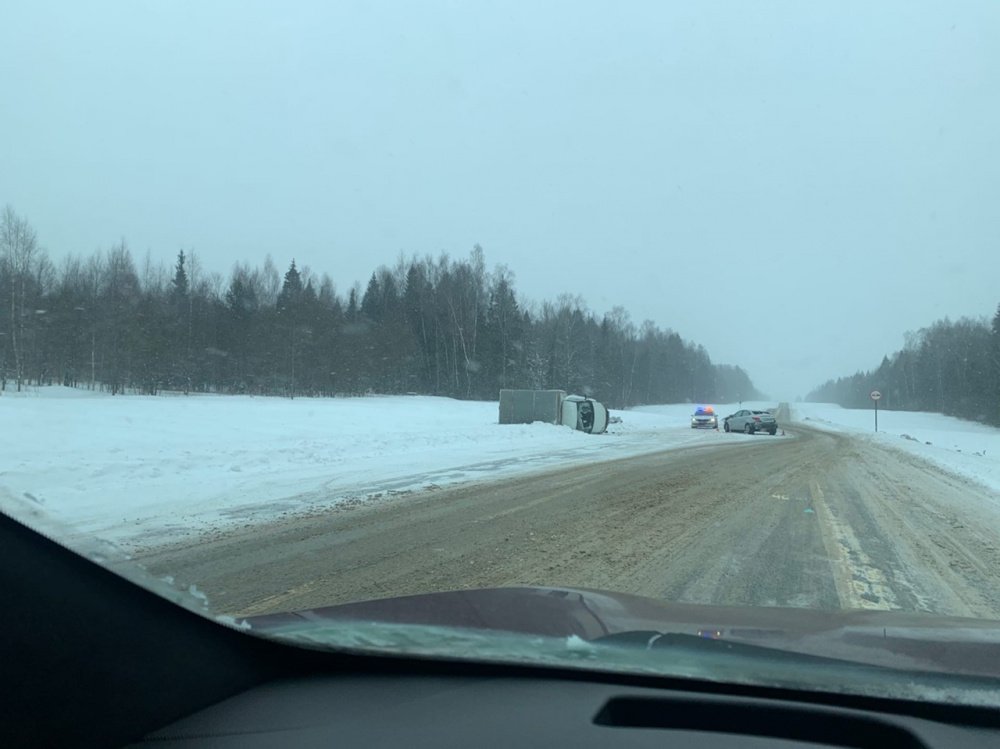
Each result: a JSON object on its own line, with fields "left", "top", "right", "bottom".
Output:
{"left": 0, "top": 386, "right": 772, "bottom": 550}
{"left": 794, "top": 402, "right": 1000, "bottom": 494}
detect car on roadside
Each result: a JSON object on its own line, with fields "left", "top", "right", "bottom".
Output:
{"left": 690, "top": 405, "right": 718, "bottom": 429}
{"left": 724, "top": 409, "right": 778, "bottom": 435}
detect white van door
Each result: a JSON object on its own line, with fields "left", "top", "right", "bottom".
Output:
{"left": 560, "top": 399, "right": 578, "bottom": 429}
{"left": 590, "top": 402, "right": 609, "bottom": 434}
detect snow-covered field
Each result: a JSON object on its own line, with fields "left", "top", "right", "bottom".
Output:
{"left": 7, "top": 387, "right": 997, "bottom": 555}
{"left": 1, "top": 386, "right": 770, "bottom": 551}
{"left": 794, "top": 402, "right": 1000, "bottom": 494}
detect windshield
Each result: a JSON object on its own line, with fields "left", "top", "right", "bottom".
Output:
{"left": 3, "top": 0, "right": 1000, "bottom": 706}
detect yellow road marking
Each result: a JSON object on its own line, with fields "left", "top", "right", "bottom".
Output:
{"left": 810, "top": 480, "right": 896, "bottom": 611}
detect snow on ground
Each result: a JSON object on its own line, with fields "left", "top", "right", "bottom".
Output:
{"left": 793, "top": 402, "right": 1000, "bottom": 494}
{"left": 0, "top": 386, "right": 774, "bottom": 551}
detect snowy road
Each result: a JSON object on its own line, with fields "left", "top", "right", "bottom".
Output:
{"left": 135, "top": 418, "right": 1000, "bottom": 620}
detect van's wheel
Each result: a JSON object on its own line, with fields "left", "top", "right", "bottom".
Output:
{"left": 723, "top": 422, "right": 730, "bottom": 432}
{"left": 744, "top": 423, "right": 754, "bottom": 435}
{"left": 769, "top": 428, "right": 777, "bottom": 436}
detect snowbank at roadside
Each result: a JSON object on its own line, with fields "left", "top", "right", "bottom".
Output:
{"left": 794, "top": 402, "right": 1000, "bottom": 494}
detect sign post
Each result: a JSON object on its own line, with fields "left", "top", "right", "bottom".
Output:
{"left": 870, "top": 390, "right": 882, "bottom": 432}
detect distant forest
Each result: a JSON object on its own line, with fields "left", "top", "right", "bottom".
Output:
{"left": 0, "top": 205, "right": 761, "bottom": 408}
{"left": 807, "top": 310, "right": 1000, "bottom": 426}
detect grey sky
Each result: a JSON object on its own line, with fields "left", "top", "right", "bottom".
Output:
{"left": 3, "top": 1, "right": 999, "bottom": 399}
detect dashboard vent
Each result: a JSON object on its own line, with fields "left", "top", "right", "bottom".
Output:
{"left": 594, "top": 696, "right": 926, "bottom": 748}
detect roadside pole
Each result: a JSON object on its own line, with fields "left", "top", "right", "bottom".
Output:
{"left": 870, "top": 390, "right": 881, "bottom": 432}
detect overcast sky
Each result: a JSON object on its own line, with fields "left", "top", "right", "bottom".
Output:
{"left": 3, "top": 1, "right": 999, "bottom": 399}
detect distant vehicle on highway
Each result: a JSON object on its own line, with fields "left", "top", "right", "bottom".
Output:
{"left": 724, "top": 409, "right": 778, "bottom": 435}
{"left": 690, "top": 405, "right": 718, "bottom": 429}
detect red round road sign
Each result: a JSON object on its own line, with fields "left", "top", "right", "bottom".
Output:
{"left": 870, "top": 390, "right": 882, "bottom": 401}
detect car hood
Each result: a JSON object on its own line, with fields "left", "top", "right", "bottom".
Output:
{"left": 246, "top": 585, "right": 1000, "bottom": 680}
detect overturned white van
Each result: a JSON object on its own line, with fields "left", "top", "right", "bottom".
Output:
{"left": 498, "top": 389, "right": 609, "bottom": 434}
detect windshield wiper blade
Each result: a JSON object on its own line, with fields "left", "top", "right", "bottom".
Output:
{"left": 594, "top": 630, "right": 874, "bottom": 668}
